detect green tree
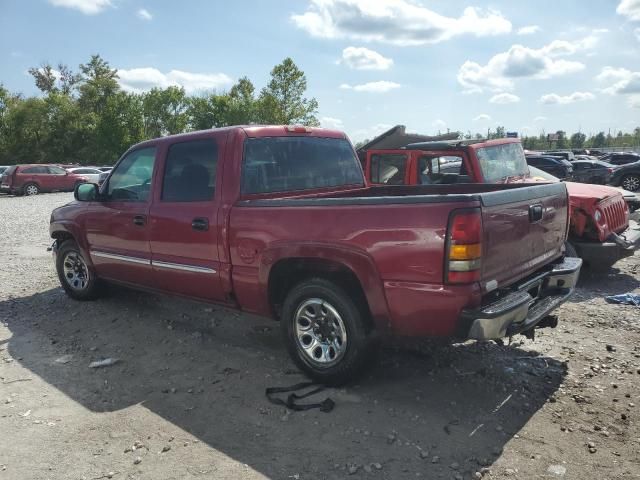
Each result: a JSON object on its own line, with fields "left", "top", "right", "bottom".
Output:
{"left": 570, "top": 132, "right": 586, "bottom": 149}
{"left": 78, "top": 54, "right": 119, "bottom": 114}
{"left": 257, "top": 58, "right": 319, "bottom": 125}
{"left": 142, "top": 86, "right": 189, "bottom": 137}
{"left": 556, "top": 130, "right": 567, "bottom": 149}
{"left": 591, "top": 132, "right": 607, "bottom": 148}
{"left": 187, "top": 94, "right": 231, "bottom": 130}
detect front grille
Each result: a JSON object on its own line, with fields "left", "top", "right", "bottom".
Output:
{"left": 601, "top": 195, "right": 628, "bottom": 234}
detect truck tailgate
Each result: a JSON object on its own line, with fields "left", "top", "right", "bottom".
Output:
{"left": 480, "top": 183, "right": 568, "bottom": 291}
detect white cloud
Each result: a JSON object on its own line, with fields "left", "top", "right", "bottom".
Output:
{"left": 292, "top": 0, "right": 511, "bottom": 46}
{"left": 489, "top": 93, "right": 520, "bottom": 104}
{"left": 48, "top": 0, "right": 112, "bottom": 15}
{"left": 117, "top": 68, "right": 233, "bottom": 94}
{"left": 597, "top": 66, "right": 640, "bottom": 94}
{"left": 457, "top": 36, "right": 598, "bottom": 93}
{"left": 596, "top": 66, "right": 640, "bottom": 108}
{"left": 320, "top": 116, "right": 344, "bottom": 129}
{"left": 137, "top": 8, "right": 152, "bottom": 21}
{"left": 340, "top": 80, "right": 400, "bottom": 93}
{"left": 534, "top": 116, "right": 547, "bottom": 122}
{"left": 473, "top": 114, "right": 491, "bottom": 122}
{"left": 339, "top": 47, "right": 393, "bottom": 70}
{"left": 432, "top": 119, "right": 447, "bottom": 130}
{"left": 617, "top": 0, "right": 640, "bottom": 21}
{"left": 635, "top": 27, "right": 640, "bottom": 42}
{"left": 517, "top": 25, "right": 540, "bottom": 35}
{"left": 539, "top": 91, "right": 596, "bottom": 104}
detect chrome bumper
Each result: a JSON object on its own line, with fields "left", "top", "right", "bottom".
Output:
{"left": 461, "top": 257, "right": 582, "bottom": 340}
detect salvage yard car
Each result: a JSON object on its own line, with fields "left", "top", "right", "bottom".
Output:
{"left": 363, "top": 138, "right": 640, "bottom": 271}
{"left": 1, "top": 164, "right": 89, "bottom": 196}
{"left": 50, "top": 126, "right": 581, "bottom": 384}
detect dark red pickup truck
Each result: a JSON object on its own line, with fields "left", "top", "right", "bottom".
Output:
{"left": 50, "top": 126, "right": 581, "bottom": 384}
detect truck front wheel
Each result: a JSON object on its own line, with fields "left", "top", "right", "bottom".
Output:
{"left": 56, "top": 240, "right": 101, "bottom": 300}
{"left": 281, "top": 278, "right": 375, "bottom": 386}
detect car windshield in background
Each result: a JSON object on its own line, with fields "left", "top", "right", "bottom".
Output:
{"left": 242, "top": 137, "right": 363, "bottom": 194}
{"left": 476, "top": 142, "right": 529, "bottom": 182}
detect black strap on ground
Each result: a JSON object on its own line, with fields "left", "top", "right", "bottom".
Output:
{"left": 265, "top": 381, "right": 335, "bottom": 412}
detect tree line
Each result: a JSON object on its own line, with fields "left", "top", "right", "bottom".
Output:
{"left": 463, "top": 126, "right": 640, "bottom": 151}
{"left": 0, "top": 55, "right": 319, "bottom": 166}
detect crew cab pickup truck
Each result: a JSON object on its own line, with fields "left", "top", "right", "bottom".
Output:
{"left": 363, "top": 138, "right": 640, "bottom": 271}
{"left": 50, "top": 126, "right": 581, "bottom": 384}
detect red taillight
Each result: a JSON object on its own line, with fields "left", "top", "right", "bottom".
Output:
{"left": 446, "top": 209, "right": 482, "bottom": 284}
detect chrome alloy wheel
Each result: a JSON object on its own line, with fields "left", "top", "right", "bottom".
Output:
{"left": 294, "top": 298, "right": 348, "bottom": 367}
{"left": 62, "top": 251, "right": 90, "bottom": 291}
{"left": 622, "top": 175, "right": 640, "bottom": 192}
{"left": 25, "top": 184, "right": 39, "bottom": 195}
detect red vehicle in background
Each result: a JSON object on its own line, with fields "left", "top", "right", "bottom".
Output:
{"left": 362, "top": 138, "right": 640, "bottom": 270}
{"left": 49, "top": 126, "right": 580, "bottom": 384}
{"left": 0, "top": 164, "right": 89, "bottom": 196}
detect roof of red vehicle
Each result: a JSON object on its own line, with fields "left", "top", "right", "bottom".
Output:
{"left": 130, "top": 125, "right": 348, "bottom": 150}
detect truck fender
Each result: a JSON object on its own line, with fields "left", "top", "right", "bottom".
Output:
{"left": 50, "top": 221, "right": 94, "bottom": 268}
{"left": 259, "top": 242, "right": 391, "bottom": 330}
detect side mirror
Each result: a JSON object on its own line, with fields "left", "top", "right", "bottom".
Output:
{"left": 75, "top": 182, "right": 98, "bottom": 202}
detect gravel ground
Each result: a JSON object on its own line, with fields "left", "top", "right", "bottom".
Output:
{"left": 0, "top": 192, "right": 639, "bottom": 480}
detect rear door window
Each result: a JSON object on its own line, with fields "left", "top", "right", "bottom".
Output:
{"left": 369, "top": 154, "right": 407, "bottom": 184}
{"left": 48, "top": 166, "right": 67, "bottom": 175}
{"left": 162, "top": 138, "right": 218, "bottom": 202}
{"left": 242, "top": 137, "right": 363, "bottom": 194}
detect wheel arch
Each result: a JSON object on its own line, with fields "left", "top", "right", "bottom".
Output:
{"left": 261, "top": 244, "right": 391, "bottom": 331}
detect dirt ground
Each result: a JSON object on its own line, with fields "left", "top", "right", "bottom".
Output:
{"left": 0, "top": 192, "right": 639, "bottom": 480}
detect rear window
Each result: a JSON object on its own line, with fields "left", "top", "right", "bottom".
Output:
{"left": 476, "top": 143, "right": 529, "bottom": 182}
{"left": 370, "top": 153, "right": 407, "bottom": 184}
{"left": 21, "top": 166, "right": 48, "bottom": 174}
{"left": 241, "top": 137, "right": 363, "bottom": 194}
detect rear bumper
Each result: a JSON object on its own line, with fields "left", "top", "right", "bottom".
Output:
{"left": 460, "top": 256, "right": 582, "bottom": 340}
{"left": 572, "top": 221, "right": 640, "bottom": 267}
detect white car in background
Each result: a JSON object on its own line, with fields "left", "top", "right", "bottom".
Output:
{"left": 66, "top": 167, "right": 103, "bottom": 184}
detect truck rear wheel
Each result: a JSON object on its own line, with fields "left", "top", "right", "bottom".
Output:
{"left": 281, "top": 278, "right": 375, "bottom": 386}
{"left": 56, "top": 240, "right": 101, "bottom": 300}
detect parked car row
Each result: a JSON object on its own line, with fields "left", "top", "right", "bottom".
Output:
{"left": 0, "top": 164, "right": 113, "bottom": 195}
{"left": 523, "top": 149, "right": 640, "bottom": 191}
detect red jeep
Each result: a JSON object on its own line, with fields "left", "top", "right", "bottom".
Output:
{"left": 0, "top": 164, "right": 89, "bottom": 196}
{"left": 50, "top": 126, "right": 581, "bottom": 384}
{"left": 363, "top": 138, "right": 640, "bottom": 270}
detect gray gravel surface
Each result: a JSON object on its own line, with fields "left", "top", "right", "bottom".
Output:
{"left": 1, "top": 192, "right": 639, "bottom": 479}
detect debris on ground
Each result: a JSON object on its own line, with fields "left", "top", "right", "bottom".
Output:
{"left": 88, "top": 358, "right": 120, "bottom": 368}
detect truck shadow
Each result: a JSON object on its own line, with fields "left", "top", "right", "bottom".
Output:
{"left": 1, "top": 287, "right": 567, "bottom": 479}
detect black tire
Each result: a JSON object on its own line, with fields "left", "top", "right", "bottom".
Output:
{"left": 56, "top": 240, "right": 101, "bottom": 300}
{"left": 23, "top": 183, "right": 39, "bottom": 196}
{"left": 281, "top": 278, "right": 376, "bottom": 386}
{"left": 621, "top": 174, "right": 640, "bottom": 192}
{"left": 564, "top": 241, "right": 578, "bottom": 258}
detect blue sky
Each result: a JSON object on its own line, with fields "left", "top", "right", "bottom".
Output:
{"left": 1, "top": 0, "right": 639, "bottom": 141}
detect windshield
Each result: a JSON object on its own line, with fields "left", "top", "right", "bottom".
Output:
{"left": 476, "top": 142, "right": 529, "bottom": 182}
{"left": 242, "top": 137, "right": 363, "bottom": 194}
